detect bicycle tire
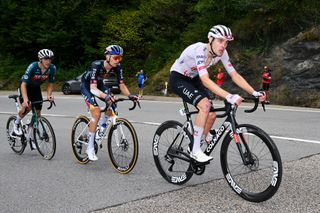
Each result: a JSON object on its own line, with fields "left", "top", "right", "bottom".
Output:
{"left": 220, "top": 124, "right": 282, "bottom": 202}
{"left": 107, "top": 118, "right": 139, "bottom": 174}
{"left": 6, "top": 116, "right": 27, "bottom": 155}
{"left": 71, "top": 116, "right": 91, "bottom": 164}
{"left": 34, "top": 117, "right": 56, "bottom": 160}
{"left": 152, "top": 120, "right": 193, "bottom": 185}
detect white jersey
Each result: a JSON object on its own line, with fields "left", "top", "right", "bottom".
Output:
{"left": 170, "top": 42, "right": 235, "bottom": 78}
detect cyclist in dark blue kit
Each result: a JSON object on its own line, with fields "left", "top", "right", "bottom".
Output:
{"left": 81, "top": 45, "right": 139, "bottom": 161}
{"left": 13, "top": 49, "right": 56, "bottom": 149}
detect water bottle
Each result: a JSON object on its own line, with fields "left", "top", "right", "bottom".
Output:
{"left": 95, "top": 116, "right": 109, "bottom": 147}
{"left": 206, "top": 129, "right": 216, "bottom": 143}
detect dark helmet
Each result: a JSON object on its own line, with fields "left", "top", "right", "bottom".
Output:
{"left": 104, "top": 45, "right": 123, "bottom": 56}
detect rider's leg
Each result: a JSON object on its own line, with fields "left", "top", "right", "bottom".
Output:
{"left": 203, "top": 112, "right": 216, "bottom": 136}
{"left": 88, "top": 106, "right": 101, "bottom": 149}
{"left": 192, "top": 98, "right": 213, "bottom": 161}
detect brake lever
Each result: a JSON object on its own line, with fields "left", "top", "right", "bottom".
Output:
{"left": 129, "top": 101, "right": 136, "bottom": 111}
{"left": 129, "top": 100, "right": 141, "bottom": 111}
{"left": 47, "top": 100, "right": 56, "bottom": 110}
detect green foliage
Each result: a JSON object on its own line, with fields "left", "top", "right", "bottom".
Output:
{"left": 0, "top": 0, "right": 320, "bottom": 107}
{"left": 99, "top": 10, "right": 145, "bottom": 74}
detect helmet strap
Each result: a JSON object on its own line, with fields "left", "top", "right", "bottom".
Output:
{"left": 209, "top": 39, "right": 217, "bottom": 57}
{"left": 104, "top": 58, "right": 114, "bottom": 69}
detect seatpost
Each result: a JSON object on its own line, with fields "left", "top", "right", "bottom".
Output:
{"left": 14, "top": 97, "right": 21, "bottom": 113}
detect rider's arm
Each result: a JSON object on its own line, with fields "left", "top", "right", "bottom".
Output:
{"left": 119, "top": 83, "right": 130, "bottom": 96}
{"left": 200, "top": 74, "right": 230, "bottom": 98}
{"left": 90, "top": 83, "right": 109, "bottom": 99}
{"left": 229, "top": 71, "right": 255, "bottom": 95}
{"left": 47, "top": 83, "right": 54, "bottom": 99}
{"left": 20, "top": 82, "right": 29, "bottom": 103}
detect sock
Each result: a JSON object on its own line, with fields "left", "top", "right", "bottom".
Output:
{"left": 87, "top": 132, "right": 95, "bottom": 150}
{"left": 15, "top": 116, "right": 22, "bottom": 124}
{"left": 192, "top": 125, "right": 203, "bottom": 154}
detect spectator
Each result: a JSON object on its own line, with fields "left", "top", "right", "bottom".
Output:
{"left": 261, "top": 66, "right": 272, "bottom": 104}
{"left": 214, "top": 68, "right": 225, "bottom": 100}
{"left": 136, "top": 69, "right": 147, "bottom": 97}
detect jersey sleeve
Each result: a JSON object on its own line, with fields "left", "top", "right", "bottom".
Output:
{"left": 195, "top": 46, "right": 208, "bottom": 77}
{"left": 48, "top": 64, "right": 56, "bottom": 83}
{"left": 21, "top": 63, "right": 34, "bottom": 85}
{"left": 89, "top": 61, "right": 100, "bottom": 84}
{"left": 220, "top": 50, "right": 236, "bottom": 74}
{"left": 116, "top": 64, "right": 124, "bottom": 84}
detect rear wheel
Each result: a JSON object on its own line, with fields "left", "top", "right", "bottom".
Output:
{"left": 71, "top": 116, "right": 90, "bottom": 164}
{"left": 34, "top": 117, "right": 56, "bottom": 160}
{"left": 6, "top": 116, "right": 26, "bottom": 154}
{"left": 220, "top": 124, "right": 282, "bottom": 202}
{"left": 107, "top": 118, "right": 139, "bottom": 174}
{"left": 152, "top": 120, "right": 193, "bottom": 185}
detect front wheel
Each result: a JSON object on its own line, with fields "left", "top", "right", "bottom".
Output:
{"left": 34, "top": 117, "right": 56, "bottom": 160}
{"left": 220, "top": 124, "right": 282, "bottom": 202}
{"left": 107, "top": 118, "right": 139, "bottom": 174}
{"left": 6, "top": 116, "right": 27, "bottom": 155}
{"left": 152, "top": 120, "right": 194, "bottom": 185}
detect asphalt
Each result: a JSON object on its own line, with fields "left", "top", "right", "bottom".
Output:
{"left": 1, "top": 91, "right": 320, "bottom": 213}
{"left": 95, "top": 153, "right": 320, "bottom": 213}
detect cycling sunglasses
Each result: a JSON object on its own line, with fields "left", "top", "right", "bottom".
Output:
{"left": 41, "top": 56, "right": 54, "bottom": 60}
{"left": 111, "top": 55, "right": 122, "bottom": 62}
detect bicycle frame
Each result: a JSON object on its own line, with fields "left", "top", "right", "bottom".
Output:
{"left": 8, "top": 95, "right": 55, "bottom": 149}
{"left": 76, "top": 99, "right": 138, "bottom": 147}
{"left": 173, "top": 98, "right": 261, "bottom": 164}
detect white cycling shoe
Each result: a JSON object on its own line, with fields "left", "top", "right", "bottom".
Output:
{"left": 86, "top": 148, "right": 98, "bottom": 161}
{"left": 190, "top": 151, "right": 213, "bottom": 163}
{"left": 13, "top": 122, "right": 23, "bottom": 136}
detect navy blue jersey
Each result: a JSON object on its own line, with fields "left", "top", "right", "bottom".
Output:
{"left": 21, "top": 62, "right": 56, "bottom": 87}
{"left": 81, "top": 60, "right": 124, "bottom": 88}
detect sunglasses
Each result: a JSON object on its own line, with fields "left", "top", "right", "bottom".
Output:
{"left": 111, "top": 55, "right": 122, "bottom": 61}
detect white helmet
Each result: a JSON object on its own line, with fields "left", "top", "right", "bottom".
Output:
{"left": 208, "top": 25, "right": 234, "bottom": 41}
{"left": 38, "top": 49, "right": 54, "bottom": 59}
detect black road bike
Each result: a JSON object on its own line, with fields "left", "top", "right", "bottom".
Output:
{"left": 6, "top": 95, "right": 57, "bottom": 160}
{"left": 152, "top": 97, "right": 282, "bottom": 202}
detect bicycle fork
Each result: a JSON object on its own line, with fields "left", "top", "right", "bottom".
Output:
{"left": 111, "top": 116, "right": 125, "bottom": 148}
{"left": 228, "top": 111, "right": 255, "bottom": 166}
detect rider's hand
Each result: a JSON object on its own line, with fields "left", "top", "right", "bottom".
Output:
{"left": 252, "top": 91, "right": 266, "bottom": 102}
{"left": 226, "top": 94, "right": 243, "bottom": 106}
{"left": 22, "top": 99, "right": 30, "bottom": 108}
{"left": 104, "top": 94, "right": 115, "bottom": 105}
{"left": 48, "top": 95, "right": 54, "bottom": 102}
{"left": 128, "top": 94, "right": 139, "bottom": 102}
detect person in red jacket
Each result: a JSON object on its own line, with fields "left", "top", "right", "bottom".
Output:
{"left": 261, "top": 66, "right": 272, "bottom": 104}
{"left": 215, "top": 68, "right": 225, "bottom": 86}
{"left": 215, "top": 68, "right": 225, "bottom": 100}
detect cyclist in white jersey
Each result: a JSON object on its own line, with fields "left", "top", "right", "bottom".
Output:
{"left": 170, "top": 25, "right": 265, "bottom": 163}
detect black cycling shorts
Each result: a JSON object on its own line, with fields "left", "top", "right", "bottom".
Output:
{"left": 18, "top": 83, "right": 43, "bottom": 111}
{"left": 169, "top": 71, "right": 214, "bottom": 106}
